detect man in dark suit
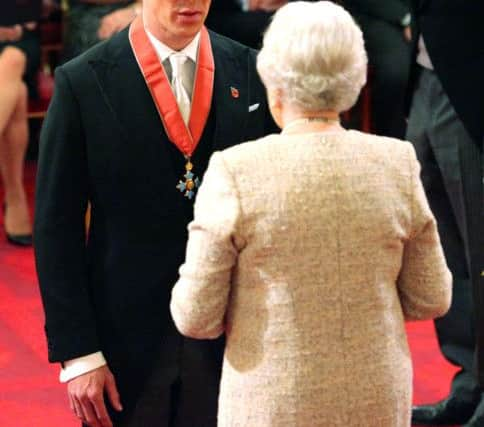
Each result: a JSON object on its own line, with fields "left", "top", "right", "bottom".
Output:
{"left": 406, "top": 1, "right": 484, "bottom": 426}
{"left": 344, "top": 0, "right": 411, "bottom": 139}
{"left": 34, "top": 0, "right": 277, "bottom": 426}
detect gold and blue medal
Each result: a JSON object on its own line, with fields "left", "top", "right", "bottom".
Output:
{"left": 129, "top": 19, "right": 214, "bottom": 202}
{"left": 176, "top": 159, "right": 201, "bottom": 200}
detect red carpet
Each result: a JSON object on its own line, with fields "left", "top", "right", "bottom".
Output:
{"left": 0, "top": 162, "right": 459, "bottom": 427}
{"left": 0, "top": 162, "right": 77, "bottom": 426}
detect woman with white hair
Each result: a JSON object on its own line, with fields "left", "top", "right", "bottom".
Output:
{"left": 170, "top": 2, "right": 452, "bottom": 426}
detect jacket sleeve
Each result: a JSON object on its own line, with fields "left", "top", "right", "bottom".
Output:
{"left": 170, "top": 152, "right": 240, "bottom": 339}
{"left": 34, "top": 66, "right": 100, "bottom": 362}
{"left": 397, "top": 145, "right": 452, "bottom": 320}
{"left": 344, "top": 0, "right": 410, "bottom": 26}
{"left": 209, "top": 0, "right": 241, "bottom": 11}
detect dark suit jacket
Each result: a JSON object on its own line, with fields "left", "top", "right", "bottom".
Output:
{"left": 1, "top": 0, "right": 42, "bottom": 25}
{"left": 34, "top": 26, "right": 277, "bottom": 411}
{"left": 409, "top": 1, "right": 484, "bottom": 144}
{"left": 344, "top": 0, "right": 409, "bottom": 26}
{"left": 343, "top": 0, "right": 411, "bottom": 138}
{"left": 408, "top": 0, "right": 484, "bottom": 385}
{"left": 210, "top": 0, "right": 239, "bottom": 11}
{"left": 207, "top": 0, "right": 320, "bottom": 49}
{"left": 207, "top": 0, "right": 273, "bottom": 48}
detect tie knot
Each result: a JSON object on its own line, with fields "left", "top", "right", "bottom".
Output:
{"left": 170, "top": 53, "right": 188, "bottom": 75}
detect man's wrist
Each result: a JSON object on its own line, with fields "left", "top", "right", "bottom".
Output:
{"left": 59, "top": 351, "right": 107, "bottom": 383}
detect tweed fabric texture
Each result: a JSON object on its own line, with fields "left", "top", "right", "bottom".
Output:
{"left": 170, "top": 129, "right": 452, "bottom": 427}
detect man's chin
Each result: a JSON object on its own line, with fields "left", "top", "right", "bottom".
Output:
{"left": 176, "top": 28, "right": 203, "bottom": 43}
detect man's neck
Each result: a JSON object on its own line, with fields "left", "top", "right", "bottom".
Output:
{"left": 158, "top": 35, "right": 193, "bottom": 51}
{"left": 143, "top": 17, "right": 196, "bottom": 51}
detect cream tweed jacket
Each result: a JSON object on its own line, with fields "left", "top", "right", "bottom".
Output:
{"left": 170, "top": 129, "right": 452, "bottom": 427}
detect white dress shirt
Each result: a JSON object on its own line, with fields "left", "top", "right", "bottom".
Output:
{"left": 416, "top": 36, "right": 434, "bottom": 70}
{"left": 60, "top": 29, "right": 201, "bottom": 383}
{"left": 238, "top": 0, "right": 250, "bottom": 11}
{"left": 146, "top": 29, "right": 199, "bottom": 99}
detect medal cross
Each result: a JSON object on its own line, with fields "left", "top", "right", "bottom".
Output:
{"left": 176, "top": 160, "right": 201, "bottom": 199}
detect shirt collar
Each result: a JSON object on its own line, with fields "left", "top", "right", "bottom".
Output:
{"left": 145, "top": 28, "right": 200, "bottom": 64}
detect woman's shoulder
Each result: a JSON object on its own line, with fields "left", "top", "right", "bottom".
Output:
{"left": 346, "top": 129, "right": 416, "bottom": 159}
{"left": 221, "top": 133, "right": 282, "bottom": 159}
{"left": 347, "top": 129, "right": 413, "bottom": 148}
{"left": 217, "top": 130, "right": 418, "bottom": 172}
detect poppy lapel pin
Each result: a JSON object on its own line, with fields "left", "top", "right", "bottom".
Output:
{"left": 230, "top": 86, "right": 240, "bottom": 99}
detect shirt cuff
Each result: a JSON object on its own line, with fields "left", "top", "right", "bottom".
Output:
{"left": 400, "top": 13, "right": 411, "bottom": 27}
{"left": 239, "top": 0, "right": 250, "bottom": 11}
{"left": 59, "top": 351, "right": 107, "bottom": 383}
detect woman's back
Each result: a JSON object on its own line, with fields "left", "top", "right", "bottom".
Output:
{"left": 170, "top": 2, "right": 451, "bottom": 424}
{"left": 207, "top": 130, "right": 450, "bottom": 426}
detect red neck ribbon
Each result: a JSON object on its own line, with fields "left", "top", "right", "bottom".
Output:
{"left": 129, "top": 17, "right": 215, "bottom": 157}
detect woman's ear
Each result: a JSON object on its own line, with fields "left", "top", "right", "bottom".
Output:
{"left": 267, "top": 88, "right": 283, "bottom": 129}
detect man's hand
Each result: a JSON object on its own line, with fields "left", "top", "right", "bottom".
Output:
{"left": 97, "top": 6, "right": 137, "bottom": 40}
{"left": 0, "top": 25, "right": 23, "bottom": 42}
{"left": 248, "top": 0, "right": 288, "bottom": 12}
{"left": 67, "top": 365, "right": 122, "bottom": 427}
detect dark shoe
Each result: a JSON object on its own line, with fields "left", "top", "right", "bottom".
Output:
{"left": 412, "top": 397, "right": 478, "bottom": 425}
{"left": 3, "top": 203, "right": 32, "bottom": 247}
{"left": 6, "top": 231, "right": 32, "bottom": 246}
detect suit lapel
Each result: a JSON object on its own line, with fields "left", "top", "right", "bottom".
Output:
{"left": 88, "top": 29, "right": 166, "bottom": 147}
{"left": 87, "top": 28, "right": 187, "bottom": 213}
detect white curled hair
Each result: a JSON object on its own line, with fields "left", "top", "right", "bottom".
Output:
{"left": 257, "top": 1, "right": 368, "bottom": 113}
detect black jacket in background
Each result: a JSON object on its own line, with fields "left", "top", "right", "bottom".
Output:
{"left": 408, "top": 0, "right": 484, "bottom": 386}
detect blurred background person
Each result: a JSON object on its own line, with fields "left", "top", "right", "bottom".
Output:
{"left": 344, "top": 0, "right": 411, "bottom": 139}
{"left": 62, "top": 0, "right": 141, "bottom": 61}
{"left": 170, "top": 2, "right": 451, "bottom": 426}
{"left": 206, "top": 0, "right": 287, "bottom": 49}
{"left": 1, "top": 0, "right": 42, "bottom": 98}
{"left": 207, "top": 1, "right": 340, "bottom": 49}
{"left": 406, "top": 1, "right": 484, "bottom": 426}
{"left": 0, "top": 0, "right": 45, "bottom": 245}
{"left": 0, "top": 47, "right": 32, "bottom": 246}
